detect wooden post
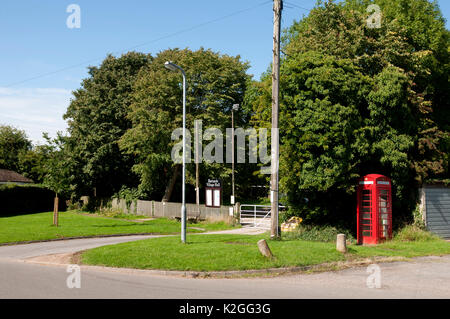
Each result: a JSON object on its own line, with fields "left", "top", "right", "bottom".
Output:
{"left": 53, "top": 194, "right": 59, "bottom": 227}
{"left": 257, "top": 239, "right": 274, "bottom": 258}
{"left": 271, "top": 0, "right": 283, "bottom": 239}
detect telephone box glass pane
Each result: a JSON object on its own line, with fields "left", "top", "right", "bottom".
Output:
{"left": 360, "top": 189, "right": 372, "bottom": 237}
{"left": 378, "top": 189, "right": 390, "bottom": 238}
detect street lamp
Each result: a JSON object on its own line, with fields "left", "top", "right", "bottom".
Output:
{"left": 164, "top": 61, "right": 187, "bottom": 243}
{"left": 231, "top": 103, "right": 239, "bottom": 205}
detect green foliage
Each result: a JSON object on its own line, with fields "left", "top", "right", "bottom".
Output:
{"left": 41, "top": 133, "right": 73, "bottom": 198}
{"left": 119, "top": 48, "right": 251, "bottom": 199}
{"left": 0, "top": 125, "right": 32, "bottom": 172}
{"left": 61, "top": 48, "right": 256, "bottom": 202}
{"left": 0, "top": 184, "right": 62, "bottom": 216}
{"left": 63, "top": 52, "right": 152, "bottom": 198}
{"left": 80, "top": 197, "right": 110, "bottom": 213}
{"left": 282, "top": 224, "right": 356, "bottom": 243}
{"left": 95, "top": 208, "right": 132, "bottom": 219}
{"left": 393, "top": 224, "right": 439, "bottom": 242}
{"left": 412, "top": 204, "right": 426, "bottom": 229}
{"left": 16, "top": 144, "right": 51, "bottom": 184}
{"left": 112, "top": 186, "right": 144, "bottom": 208}
{"left": 247, "top": 0, "right": 449, "bottom": 225}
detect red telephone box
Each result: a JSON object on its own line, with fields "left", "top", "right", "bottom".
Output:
{"left": 357, "top": 174, "right": 392, "bottom": 245}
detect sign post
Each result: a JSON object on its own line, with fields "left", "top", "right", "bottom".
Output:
{"left": 205, "top": 179, "right": 222, "bottom": 208}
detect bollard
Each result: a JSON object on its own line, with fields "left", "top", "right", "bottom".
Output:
{"left": 257, "top": 239, "right": 274, "bottom": 258}
{"left": 336, "top": 234, "right": 347, "bottom": 253}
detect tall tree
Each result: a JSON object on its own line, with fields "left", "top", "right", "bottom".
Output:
{"left": 64, "top": 52, "right": 152, "bottom": 198}
{"left": 17, "top": 144, "right": 51, "bottom": 184}
{"left": 248, "top": 0, "right": 449, "bottom": 225}
{"left": 0, "top": 125, "right": 31, "bottom": 172}
{"left": 119, "top": 48, "right": 251, "bottom": 201}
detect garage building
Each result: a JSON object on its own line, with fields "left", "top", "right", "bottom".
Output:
{"left": 420, "top": 185, "right": 450, "bottom": 239}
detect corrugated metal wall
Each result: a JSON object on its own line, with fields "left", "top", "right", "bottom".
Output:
{"left": 425, "top": 187, "right": 450, "bottom": 239}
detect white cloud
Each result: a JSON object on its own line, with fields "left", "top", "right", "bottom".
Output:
{"left": 0, "top": 87, "right": 72, "bottom": 144}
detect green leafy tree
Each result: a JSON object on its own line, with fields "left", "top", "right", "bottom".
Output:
{"left": 63, "top": 52, "right": 152, "bottom": 198}
{"left": 0, "top": 125, "right": 32, "bottom": 172}
{"left": 41, "top": 133, "right": 73, "bottom": 198}
{"left": 248, "top": 0, "right": 449, "bottom": 226}
{"left": 17, "top": 144, "right": 50, "bottom": 184}
{"left": 344, "top": 0, "right": 450, "bottom": 184}
{"left": 39, "top": 133, "right": 73, "bottom": 226}
{"left": 119, "top": 48, "right": 251, "bottom": 201}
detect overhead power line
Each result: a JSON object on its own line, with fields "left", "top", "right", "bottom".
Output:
{"left": 3, "top": 1, "right": 272, "bottom": 88}
{"left": 284, "top": 1, "right": 311, "bottom": 12}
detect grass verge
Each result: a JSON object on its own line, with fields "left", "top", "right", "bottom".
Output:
{"left": 80, "top": 233, "right": 450, "bottom": 272}
{"left": 0, "top": 211, "right": 236, "bottom": 244}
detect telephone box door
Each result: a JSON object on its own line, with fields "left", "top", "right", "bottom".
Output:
{"left": 357, "top": 174, "right": 392, "bottom": 245}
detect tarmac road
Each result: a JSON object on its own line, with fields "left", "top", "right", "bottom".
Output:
{"left": 0, "top": 231, "right": 449, "bottom": 299}
{"left": 1, "top": 255, "right": 450, "bottom": 299}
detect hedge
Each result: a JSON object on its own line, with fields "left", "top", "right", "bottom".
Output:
{"left": 0, "top": 184, "right": 65, "bottom": 216}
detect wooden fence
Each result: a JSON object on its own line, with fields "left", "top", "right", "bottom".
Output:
{"left": 111, "top": 199, "right": 235, "bottom": 223}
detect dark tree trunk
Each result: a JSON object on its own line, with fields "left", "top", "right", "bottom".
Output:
{"left": 162, "top": 164, "right": 180, "bottom": 202}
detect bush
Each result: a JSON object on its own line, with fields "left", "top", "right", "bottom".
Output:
{"left": 112, "top": 186, "right": 144, "bottom": 209}
{"left": 96, "top": 208, "right": 131, "bottom": 219}
{"left": 282, "top": 224, "right": 356, "bottom": 243}
{"left": 412, "top": 205, "right": 426, "bottom": 230}
{"left": 0, "top": 183, "right": 65, "bottom": 216}
{"left": 81, "top": 197, "right": 111, "bottom": 213}
{"left": 393, "top": 225, "right": 439, "bottom": 242}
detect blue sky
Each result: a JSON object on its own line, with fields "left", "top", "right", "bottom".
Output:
{"left": 0, "top": 0, "right": 449, "bottom": 143}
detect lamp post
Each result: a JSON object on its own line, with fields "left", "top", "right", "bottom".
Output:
{"left": 231, "top": 103, "right": 239, "bottom": 205}
{"left": 164, "top": 61, "right": 187, "bottom": 243}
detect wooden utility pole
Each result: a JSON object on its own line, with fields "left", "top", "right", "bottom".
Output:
{"left": 271, "top": 0, "right": 282, "bottom": 239}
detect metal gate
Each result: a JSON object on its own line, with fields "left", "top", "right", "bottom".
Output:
{"left": 239, "top": 204, "right": 286, "bottom": 229}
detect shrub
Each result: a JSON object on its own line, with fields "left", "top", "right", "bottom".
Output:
{"left": 412, "top": 205, "right": 426, "bottom": 230}
{"left": 112, "top": 186, "right": 144, "bottom": 209}
{"left": 394, "top": 225, "right": 439, "bottom": 242}
{"left": 282, "top": 224, "right": 356, "bottom": 243}
{"left": 81, "top": 197, "right": 111, "bottom": 213}
{"left": 0, "top": 183, "right": 65, "bottom": 216}
{"left": 97, "top": 208, "right": 130, "bottom": 219}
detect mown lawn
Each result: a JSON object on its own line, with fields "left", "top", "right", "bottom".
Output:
{"left": 0, "top": 211, "right": 236, "bottom": 244}
{"left": 80, "top": 234, "right": 450, "bottom": 271}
